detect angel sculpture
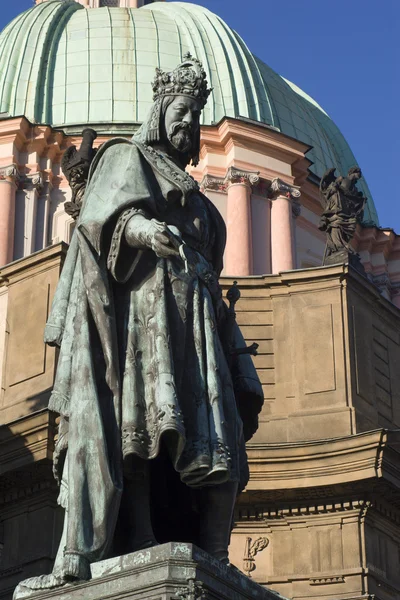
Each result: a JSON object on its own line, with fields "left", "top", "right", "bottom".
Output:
{"left": 318, "top": 166, "right": 366, "bottom": 262}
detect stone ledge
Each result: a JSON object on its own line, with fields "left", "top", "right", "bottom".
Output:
{"left": 14, "top": 543, "right": 286, "bottom": 600}
{"left": 245, "top": 429, "right": 400, "bottom": 491}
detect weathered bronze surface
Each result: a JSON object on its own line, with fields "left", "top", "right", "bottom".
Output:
{"left": 13, "top": 54, "right": 263, "bottom": 599}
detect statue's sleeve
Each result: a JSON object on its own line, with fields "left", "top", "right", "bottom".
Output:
{"left": 107, "top": 207, "right": 152, "bottom": 283}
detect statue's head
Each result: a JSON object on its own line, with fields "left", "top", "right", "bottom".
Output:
{"left": 134, "top": 53, "right": 212, "bottom": 166}
{"left": 348, "top": 166, "right": 362, "bottom": 181}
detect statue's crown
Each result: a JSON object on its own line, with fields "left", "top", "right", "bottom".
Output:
{"left": 152, "top": 52, "right": 212, "bottom": 107}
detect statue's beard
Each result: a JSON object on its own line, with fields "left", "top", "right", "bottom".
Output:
{"left": 167, "top": 122, "right": 193, "bottom": 154}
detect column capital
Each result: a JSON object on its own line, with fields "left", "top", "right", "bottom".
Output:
{"left": 0, "top": 164, "right": 20, "bottom": 185}
{"left": 268, "top": 178, "right": 301, "bottom": 201}
{"left": 224, "top": 167, "right": 260, "bottom": 188}
{"left": 200, "top": 174, "right": 226, "bottom": 194}
{"left": 22, "top": 172, "right": 45, "bottom": 193}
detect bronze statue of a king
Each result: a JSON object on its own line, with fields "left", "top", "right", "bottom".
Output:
{"left": 14, "top": 53, "right": 263, "bottom": 598}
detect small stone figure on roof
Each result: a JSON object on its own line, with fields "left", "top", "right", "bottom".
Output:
{"left": 14, "top": 53, "right": 263, "bottom": 599}
{"left": 319, "top": 166, "right": 366, "bottom": 264}
{"left": 61, "top": 128, "right": 98, "bottom": 220}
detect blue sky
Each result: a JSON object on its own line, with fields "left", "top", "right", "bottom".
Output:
{"left": 1, "top": 0, "right": 399, "bottom": 230}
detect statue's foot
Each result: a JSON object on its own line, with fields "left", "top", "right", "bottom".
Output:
{"left": 13, "top": 574, "right": 76, "bottom": 600}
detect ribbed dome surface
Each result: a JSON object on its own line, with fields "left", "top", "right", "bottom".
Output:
{"left": 0, "top": 0, "right": 378, "bottom": 222}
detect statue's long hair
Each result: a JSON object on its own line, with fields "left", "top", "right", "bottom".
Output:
{"left": 133, "top": 96, "right": 201, "bottom": 167}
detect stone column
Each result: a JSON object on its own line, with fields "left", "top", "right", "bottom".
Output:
{"left": 291, "top": 197, "right": 301, "bottom": 270}
{"left": 23, "top": 173, "right": 44, "bottom": 256}
{"left": 224, "top": 167, "right": 259, "bottom": 276}
{"left": 268, "top": 178, "right": 301, "bottom": 273}
{"left": 0, "top": 165, "right": 19, "bottom": 267}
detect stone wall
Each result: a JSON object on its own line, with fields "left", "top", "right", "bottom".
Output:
{"left": 1, "top": 249, "right": 400, "bottom": 600}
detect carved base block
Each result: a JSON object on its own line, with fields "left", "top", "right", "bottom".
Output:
{"left": 13, "top": 543, "right": 285, "bottom": 600}
{"left": 324, "top": 249, "right": 366, "bottom": 275}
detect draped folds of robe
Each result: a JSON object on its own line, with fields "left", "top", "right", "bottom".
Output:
{"left": 44, "top": 138, "right": 263, "bottom": 578}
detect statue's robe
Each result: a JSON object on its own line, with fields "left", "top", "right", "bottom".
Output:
{"left": 44, "top": 139, "right": 263, "bottom": 578}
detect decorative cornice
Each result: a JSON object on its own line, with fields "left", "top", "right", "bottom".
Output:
{"left": 0, "top": 164, "right": 20, "bottom": 184}
{"left": 245, "top": 429, "right": 400, "bottom": 493}
{"left": 224, "top": 166, "right": 260, "bottom": 188}
{"left": 310, "top": 576, "right": 345, "bottom": 585}
{"left": 236, "top": 498, "right": 372, "bottom": 521}
{"left": 200, "top": 174, "right": 226, "bottom": 194}
{"left": 268, "top": 177, "right": 301, "bottom": 200}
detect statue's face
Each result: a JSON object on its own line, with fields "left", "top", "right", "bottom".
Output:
{"left": 350, "top": 170, "right": 361, "bottom": 181}
{"left": 164, "top": 96, "right": 201, "bottom": 155}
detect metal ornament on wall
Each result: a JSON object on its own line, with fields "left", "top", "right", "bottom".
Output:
{"left": 243, "top": 537, "right": 269, "bottom": 578}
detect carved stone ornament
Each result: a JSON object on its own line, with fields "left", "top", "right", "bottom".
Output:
{"left": 176, "top": 578, "right": 205, "bottom": 600}
{"left": 268, "top": 177, "right": 301, "bottom": 200}
{"left": 0, "top": 164, "right": 20, "bottom": 183}
{"left": 29, "top": 173, "right": 45, "bottom": 193}
{"left": 224, "top": 166, "right": 260, "bottom": 188}
{"left": 242, "top": 536, "right": 269, "bottom": 577}
{"left": 200, "top": 174, "right": 226, "bottom": 194}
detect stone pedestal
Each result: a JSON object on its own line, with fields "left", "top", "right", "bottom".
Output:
{"left": 323, "top": 248, "right": 366, "bottom": 275}
{"left": 14, "top": 543, "right": 285, "bottom": 600}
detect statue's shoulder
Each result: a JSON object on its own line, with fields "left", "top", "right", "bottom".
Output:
{"left": 88, "top": 138, "right": 143, "bottom": 182}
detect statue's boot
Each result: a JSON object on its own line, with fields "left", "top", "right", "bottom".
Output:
{"left": 123, "top": 456, "right": 159, "bottom": 552}
{"left": 198, "top": 480, "right": 238, "bottom": 565}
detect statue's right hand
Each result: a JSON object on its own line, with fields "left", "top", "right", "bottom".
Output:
{"left": 124, "top": 213, "right": 180, "bottom": 257}
{"left": 151, "top": 228, "right": 180, "bottom": 258}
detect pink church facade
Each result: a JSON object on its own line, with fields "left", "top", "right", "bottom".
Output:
{"left": 0, "top": 115, "right": 399, "bottom": 302}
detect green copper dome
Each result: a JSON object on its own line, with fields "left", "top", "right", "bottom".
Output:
{"left": 0, "top": 0, "right": 378, "bottom": 223}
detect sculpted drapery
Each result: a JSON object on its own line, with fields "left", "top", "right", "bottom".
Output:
{"left": 40, "top": 137, "right": 262, "bottom": 580}
{"left": 14, "top": 54, "right": 263, "bottom": 598}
